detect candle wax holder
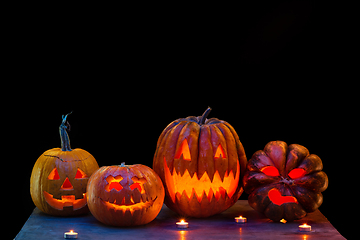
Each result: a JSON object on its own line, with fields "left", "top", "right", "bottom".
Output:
{"left": 299, "top": 224, "right": 311, "bottom": 232}
{"left": 176, "top": 220, "right": 189, "bottom": 229}
{"left": 64, "top": 230, "right": 78, "bottom": 239}
{"left": 235, "top": 216, "right": 247, "bottom": 223}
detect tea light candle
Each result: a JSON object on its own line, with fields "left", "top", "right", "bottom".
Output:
{"left": 235, "top": 216, "right": 247, "bottom": 223}
{"left": 64, "top": 230, "right": 78, "bottom": 239}
{"left": 176, "top": 219, "right": 189, "bottom": 229}
{"left": 280, "top": 219, "right": 287, "bottom": 224}
{"left": 299, "top": 223, "right": 311, "bottom": 232}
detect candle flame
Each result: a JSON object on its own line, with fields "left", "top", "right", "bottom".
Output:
{"left": 70, "top": 230, "right": 73, "bottom": 233}
{"left": 181, "top": 220, "right": 185, "bottom": 223}
{"left": 280, "top": 219, "right": 287, "bottom": 223}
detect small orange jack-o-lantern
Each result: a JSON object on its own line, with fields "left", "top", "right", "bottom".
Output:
{"left": 30, "top": 113, "right": 99, "bottom": 216}
{"left": 86, "top": 163, "right": 165, "bottom": 226}
{"left": 243, "top": 141, "right": 328, "bottom": 222}
{"left": 153, "top": 107, "right": 247, "bottom": 217}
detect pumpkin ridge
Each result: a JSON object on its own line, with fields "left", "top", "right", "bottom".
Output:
{"left": 196, "top": 126, "right": 202, "bottom": 175}
{"left": 216, "top": 123, "right": 241, "bottom": 178}
{"left": 264, "top": 150, "right": 277, "bottom": 172}
{"left": 163, "top": 121, "right": 187, "bottom": 175}
{"left": 222, "top": 122, "right": 247, "bottom": 183}
{"left": 287, "top": 184, "right": 307, "bottom": 210}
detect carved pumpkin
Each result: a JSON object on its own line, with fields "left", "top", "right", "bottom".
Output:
{"left": 86, "top": 163, "right": 165, "bottom": 226}
{"left": 153, "top": 107, "right": 247, "bottom": 217}
{"left": 30, "top": 113, "right": 99, "bottom": 216}
{"left": 243, "top": 141, "right": 328, "bottom": 222}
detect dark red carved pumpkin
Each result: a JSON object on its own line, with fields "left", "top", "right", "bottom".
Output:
{"left": 243, "top": 141, "right": 328, "bottom": 222}
{"left": 153, "top": 107, "right": 247, "bottom": 217}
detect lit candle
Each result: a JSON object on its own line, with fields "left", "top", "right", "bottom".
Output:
{"left": 176, "top": 219, "right": 189, "bottom": 229}
{"left": 280, "top": 219, "right": 287, "bottom": 224}
{"left": 299, "top": 223, "right": 311, "bottom": 232}
{"left": 235, "top": 216, "right": 247, "bottom": 223}
{"left": 64, "top": 230, "right": 78, "bottom": 239}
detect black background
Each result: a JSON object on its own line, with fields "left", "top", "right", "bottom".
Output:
{"left": 9, "top": 1, "right": 353, "bottom": 239}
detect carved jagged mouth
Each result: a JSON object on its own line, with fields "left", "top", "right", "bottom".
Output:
{"left": 101, "top": 196, "right": 157, "bottom": 215}
{"left": 164, "top": 157, "right": 240, "bottom": 203}
{"left": 43, "top": 191, "right": 87, "bottom": 210}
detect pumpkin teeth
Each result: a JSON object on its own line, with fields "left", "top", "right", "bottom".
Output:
{"left": 43, "top": 191, "right": 87, "bottom": 210}
{"left": 101, "top": 197, "right": 157, "bottom": 215}
{"left": 164, "top": 156, "right": 239, "bottom": 203}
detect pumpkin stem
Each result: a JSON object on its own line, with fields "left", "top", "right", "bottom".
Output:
{"left": 199, "top": 107, "right": 212, "bottom": 125}
{"left": 60, "top": 111, "right": 72, "bottom": 151}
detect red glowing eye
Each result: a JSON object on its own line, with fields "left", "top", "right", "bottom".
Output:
{"left": 105, "top": 175, "right": 124, "bottom": 192}
{"left": 130, "top": 182, "right": 142, "bottom": 192}
{"left": 288, "top": 168, "right": 306, "bottom": 179}
{"left": 48, "top": 168, "right": 60, "bottom": 180}
{"left": 75, "top": 168, "right": 88, "bottom": 179}
{"left": 109, "top": 182, "right": 123, "bottom": 191}
{"left": 130, "top": 177, "right": 146, "bottom": 193}
{"left": 260, "top": 166, "right": 280, "bottom": 177}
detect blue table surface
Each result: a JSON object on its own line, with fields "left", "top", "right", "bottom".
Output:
{"left": 15, "top": 200, "right": 345, "bottom": 240}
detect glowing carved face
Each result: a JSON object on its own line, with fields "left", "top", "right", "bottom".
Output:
{"left": 44, "top": 167, "right": 88, "bottom": 210}
{"left": 164, "top": 139, "right": 240, "bottom": 203}
{"left": 260, "top": 166, "right": 305, "bottom": 205}
{"left": 243, "top": 141, "right": 329, "bottom": 222}
{"left": 86, "top": 164, "right": 165, "bottom": 227}
{"left": 101, "top": 174, "right": 156, "bottom": 215}
{"left": 153, "top": 113, "right": 248, "bottom": 218}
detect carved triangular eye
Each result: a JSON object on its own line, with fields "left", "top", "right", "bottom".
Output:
{"left": 175, "top": 139, "right": 191, "bottom": 161}
{"left": 214, "top": 144, "right": 226, "bottom": 159}
{"left": 75, "top": 168, "right": 88, "bottom": 179}
{"left": 48, "top": 168, "right": 60, "bottom": 180}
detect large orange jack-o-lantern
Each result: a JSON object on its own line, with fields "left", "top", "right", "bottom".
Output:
{"left": 86, "top": 163, "right": 165, "bottom": 226}
{"left": 243, "top": 141, "right": 328, "bottom": 222}
{"left": 153, "top": 107, "right": 247, "bottom": 217}
{"left": 30, "top": 113, "right": 99, "bottom": 216}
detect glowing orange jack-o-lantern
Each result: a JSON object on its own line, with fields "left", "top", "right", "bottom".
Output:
{"left": 86, "top": 163, "right": 165, "bottom": 226}
{"left": 30, "top": 113, "right": 99, "bottom": 216}
{"left": 153, "top": 107, "right": 247, "bottom": 217}
{"left": 243, "top": 141, "right": 328, "bottom": 222}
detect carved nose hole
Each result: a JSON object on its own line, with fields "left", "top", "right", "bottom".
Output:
{"left": 61, "top": 177, "right": 74, "bottom": 190}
